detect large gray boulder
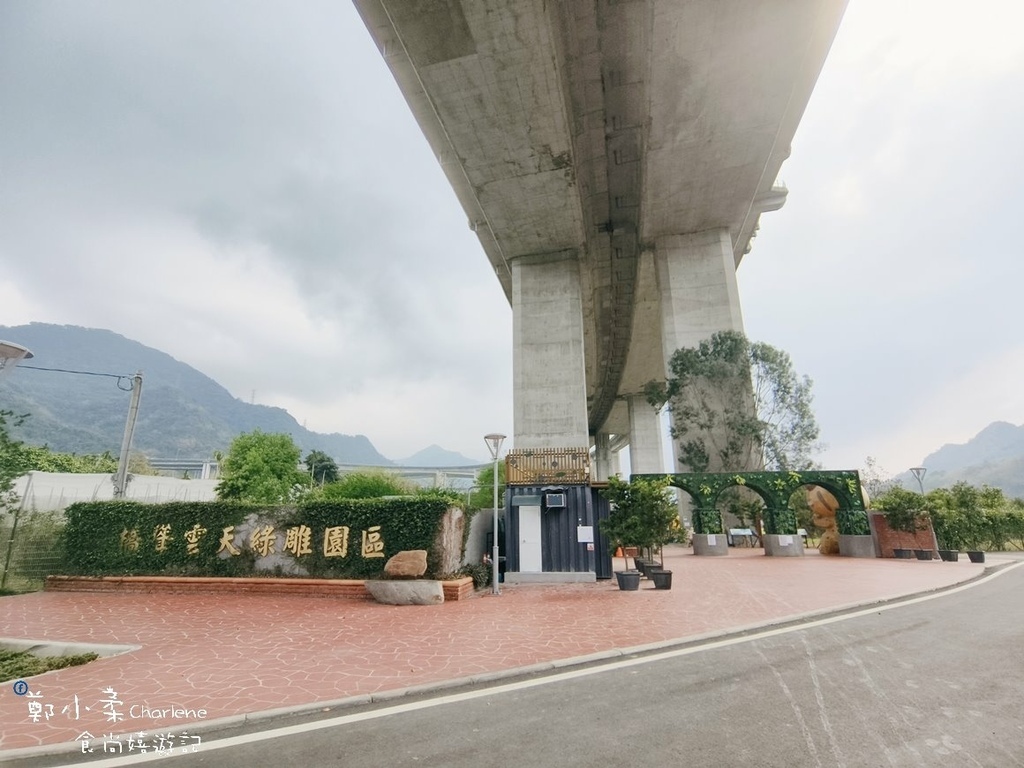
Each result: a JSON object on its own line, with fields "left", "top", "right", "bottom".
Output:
{"left": 365, "top": 579, "right": 444, "bottom": 605}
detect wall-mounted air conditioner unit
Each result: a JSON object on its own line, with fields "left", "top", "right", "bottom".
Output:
{"left": 545, "top": 492, "right": 566, "bottom": 509}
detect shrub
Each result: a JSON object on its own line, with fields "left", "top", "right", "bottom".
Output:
{"left": 60, "top": 496, "right": 458, "bottom": 580}
{"left": 318, "top": 470, "right": 416, "bottom": 500}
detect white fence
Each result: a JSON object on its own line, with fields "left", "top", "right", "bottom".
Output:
{"left": 12, "top": 471, "right": 219, "bottom": 512}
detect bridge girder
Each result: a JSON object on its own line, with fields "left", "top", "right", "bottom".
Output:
{"left": 352, "top": 0, "right": 847, "bottom": 440}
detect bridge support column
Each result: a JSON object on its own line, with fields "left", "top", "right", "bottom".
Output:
{"left": 512, "top": 255, "right": 589, "bottom": 449}
{"left": 655, "top": 229, "right": 758, "bottom": 472}
{"left": 593, "top": 433, "right": 613, "bottom": 482}
{"left": 627, "top": 395, "right": 663, "bottom": 474}
{"left": 593, "top": 434, "right": 624, "bottom": 480}
{"left": 655, "top": 229, "right": 745, "bottom": 355}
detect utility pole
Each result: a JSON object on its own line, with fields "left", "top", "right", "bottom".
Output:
{"left": 112, "top": 371, "right": 143, "bottom": 499}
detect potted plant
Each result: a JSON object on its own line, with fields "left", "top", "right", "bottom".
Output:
{"left": 929, "top": 508, "right": 964, "bottom": 562}
{"left": 600, "top": 480, "right": 641, "bottom": 590}
{"left": 836, "top": 507, "right": 875, "bottom": 558}
{"left": 600, "top": 476, "right": 679, "bottom": 590}
{"left": 964, "top": 513, "right": 986, "bottom": 563}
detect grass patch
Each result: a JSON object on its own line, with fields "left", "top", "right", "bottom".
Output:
{"left": 0, "top": 649, "right": 99, "bottom": 683}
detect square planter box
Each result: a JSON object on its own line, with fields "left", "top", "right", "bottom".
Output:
{"left": 692, "top": 533, "right": 729, "bottom": 556}
{"left": 839, "top": 534, "right": 876, "bottom": 558}
{"left": 764, "top": 533, "right": 805, "bottom": 557}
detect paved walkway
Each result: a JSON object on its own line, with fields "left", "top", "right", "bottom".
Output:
{"left": 0, "top": 547, "right": 993, "bottom": 755}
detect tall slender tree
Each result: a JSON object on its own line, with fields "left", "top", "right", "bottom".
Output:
{"left": 646, "top": 330, "right": 820, "bottom": 472}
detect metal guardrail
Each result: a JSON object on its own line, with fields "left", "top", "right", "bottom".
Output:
{"left": 0, "top": 510, "right": 65, "bottom": 593}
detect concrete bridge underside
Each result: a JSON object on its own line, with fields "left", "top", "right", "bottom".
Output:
{"left": 353, "top": 0, "right": 847, "bottom": 471}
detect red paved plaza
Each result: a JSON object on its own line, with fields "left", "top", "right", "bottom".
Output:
{"left": 0, "top": 547, "right": 988, "bottom": 754}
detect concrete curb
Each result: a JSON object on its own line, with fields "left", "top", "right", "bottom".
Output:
{"left": 0, "top": 639, "right": 141, "bottom": 658}
{"left": 2, "top": 560, "right": 1015, "bottom": 762}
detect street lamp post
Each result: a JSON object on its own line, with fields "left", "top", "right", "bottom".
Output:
{"left": 910, "top": 467, "right": 927, "bottom": 494}
{"left": 484, "top": 433, "right": 506, "bottom": 595}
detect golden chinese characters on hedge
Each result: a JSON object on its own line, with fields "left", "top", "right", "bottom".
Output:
{"left": 116, "top": 522, "right": 385, "bottom": 561}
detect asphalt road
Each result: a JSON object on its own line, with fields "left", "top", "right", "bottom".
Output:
{"left": 16, "top": 560, "right": 1024, "bottom": 768}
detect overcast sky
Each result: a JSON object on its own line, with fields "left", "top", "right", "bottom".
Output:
{"left": 1, "top": 1, "right": 1021, "bottom": 473}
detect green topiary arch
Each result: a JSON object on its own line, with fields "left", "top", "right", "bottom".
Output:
{"left": 632, "top": 470, "right": 867, "bottom": 536}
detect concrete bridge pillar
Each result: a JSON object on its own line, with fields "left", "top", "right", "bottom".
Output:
{"left": 655, "top": 229, "right": 757, "bottom": 472}
{"left": 592, "top": 433, "right": 625, "bottom": 481}
{"left": 627, "top": 395, "right": 664, "bottom": 474}
{"left": 593, "top": 433, "right": 613, "bottom": 482}
{"left": 512, "top": 254, "right": 589, "bottom": 449}
{"left": 655, "top": 229, "right": 745, "bottom": 356}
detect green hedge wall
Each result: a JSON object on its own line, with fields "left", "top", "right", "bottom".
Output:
{"left": 60, "top": 497, "right": 454, "bottom": 579}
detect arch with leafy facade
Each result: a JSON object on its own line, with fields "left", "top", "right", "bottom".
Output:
{"left": 632, "top": 470, "right": 868, "bottom": 536}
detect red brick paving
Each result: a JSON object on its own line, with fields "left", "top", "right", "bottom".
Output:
{"left": 0, "top": 547, "right": 987, "bottom": 752}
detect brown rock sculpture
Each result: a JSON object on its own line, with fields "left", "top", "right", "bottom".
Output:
{"left": 807, "top": 486, "right": 840, "bottom": 555}
{"left": 384, "top": 549, "right": 428, "bottom": 578}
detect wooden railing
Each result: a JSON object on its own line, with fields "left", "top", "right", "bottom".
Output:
{"left": 505, "top": 448, "right": 590, "bottom": 485}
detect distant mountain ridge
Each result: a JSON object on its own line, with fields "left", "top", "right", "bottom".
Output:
{"left": 899, "top": 421, "right": 1024, "bottom": 498}
{"left": 0, "top": 323, "right": 392, "bottom": 464}
{"left": 396, "top": 444, "right": 485, "bottom": 467}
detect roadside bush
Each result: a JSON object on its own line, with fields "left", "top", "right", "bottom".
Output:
{"left": 457, "top": 563, "right": 491, "bottom": 590}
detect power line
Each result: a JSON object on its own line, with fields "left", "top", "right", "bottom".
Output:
{"left": 17, "top": 364, "right": 136, "bottom": 390}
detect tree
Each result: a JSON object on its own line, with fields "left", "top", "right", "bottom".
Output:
{"left": 599, "top": 475, "right": 679, "bottom": 565}
{"left": 0, "top": 410, "right": 30, "bottom": 514}
{"left": 304, "top": 450, "right": 339, "bottom": 486}
{"left": 860, "top": 456, "right": 900, "bottom": 501}
{"left": 468, "top": 461, "right": 506, "bottom": 510}
{"left": 645, "top": 330, "right": 820, "bottom": 472}
{"left": 215, "top": 430, "right": 306, "bottom": 504}
{"left": 872, "top": 486, "right": 927, "bottom": 534}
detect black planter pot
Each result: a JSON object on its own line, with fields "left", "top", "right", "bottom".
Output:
{"left": 639, "top": 560, "right": 663, "bottom": 577}
{"left": 649, "top": 569, "right": 673, "bottom": 590}
{"left": 938, "top": 550, "right": 959, "bottom": 562}
{"left": 967, "top": 551, "right": 986, "bottom": 564}
{"left": 914, "top": 549, "right": 934, "bottom": 560}
{"left": 893, "top": 548, "right": 913, "bottom": 559}
{"left": 615, "top": 571, "right": 641, "bottom": 591}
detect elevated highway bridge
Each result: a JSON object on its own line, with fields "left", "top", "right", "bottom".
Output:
{"left": 352, "top": 0, "right": 847, "bottom": 473}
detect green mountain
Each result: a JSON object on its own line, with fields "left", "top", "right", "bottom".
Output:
{"left": 0, "top": 323, "right": 391, "bottom": 464}
{"left": 396, "top": 444, "right": 485, "bottom": 467}
{"left": 900, "top": 421, "right": 1024, "bottom": 499}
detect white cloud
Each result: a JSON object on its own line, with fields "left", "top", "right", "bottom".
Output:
{"left": 740, "top": 0, "right": 1024, "bottom": 477}
{"left": 3, "top": 0, "right": 1023, "bottom": 473}
{"left": 0, "top": 281, "right": 43, "bottom": 327}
